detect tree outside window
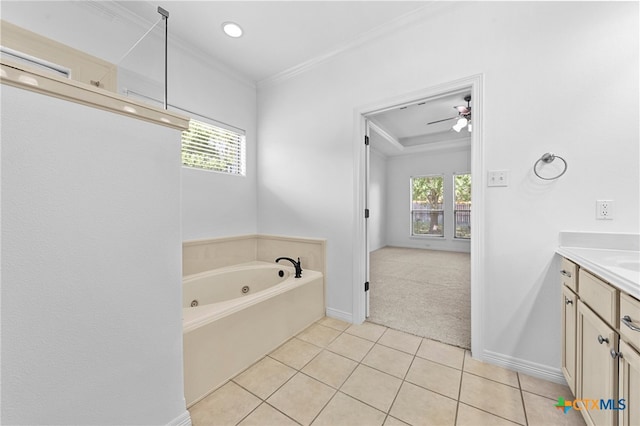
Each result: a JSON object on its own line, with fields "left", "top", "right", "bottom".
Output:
{"left": 411, "top": 175, "right": 444, "bottom": 236}
{"left": 454, "top": 173, "right": 471, "bottom": 239}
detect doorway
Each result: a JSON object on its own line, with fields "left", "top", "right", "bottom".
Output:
{"left": 353, "top": 75, "right": 484, "bottom": 356}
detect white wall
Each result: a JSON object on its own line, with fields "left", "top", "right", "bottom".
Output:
{"left": 368, "top": 148, "right": 387, "bottom": 251}
{"left": 0, "top": 0, "right": 258, "bottom": 240}
{"left": 385, "top": 146, "right": 471, "bottom": 252}
{"left": 1, "top": 86, "right": 186, "bottom": 424}
{"left": 257, "top": 1, "right": 639, "bottom": 372}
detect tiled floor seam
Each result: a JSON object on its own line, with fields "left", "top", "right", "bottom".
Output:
{"left": 517, "top": 373, "right": 529, "bottom": 426}
{"left": 453, "top": 348, "right": 466, "bottom": 425}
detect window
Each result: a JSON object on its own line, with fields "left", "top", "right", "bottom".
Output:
{"left": 181, "top": 119, "right": 246, "bottom": 175}
{"left": 454, "top": 173, "right": 471, "bottom": 239}
{"left": 411, "top": 175, "right": 444, "bottom": 236}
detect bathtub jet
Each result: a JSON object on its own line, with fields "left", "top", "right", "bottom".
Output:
{"left": 275, "top": 256, "right": 303, "bottom": 278}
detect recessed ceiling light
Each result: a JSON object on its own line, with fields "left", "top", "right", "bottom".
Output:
{"left": 222, "top": 22, "right": 243, "bottom": 38}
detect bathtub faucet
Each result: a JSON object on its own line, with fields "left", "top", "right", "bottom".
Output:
{"left": 275, "top": 257, "right": 303, "bottom": 278}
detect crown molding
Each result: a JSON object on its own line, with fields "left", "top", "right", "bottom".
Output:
{"left": 93, "top": 1, "right": 256, "bottom": 90}
{"left": 257, "top": 1, "right": 449, "bottom": 90}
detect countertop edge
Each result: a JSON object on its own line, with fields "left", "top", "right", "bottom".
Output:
{"left": 557, "top": 247, "right": 640, "bottom": 299}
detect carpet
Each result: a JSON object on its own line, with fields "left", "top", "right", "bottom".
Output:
{"left": 368, "top": 246, "right": 471, "bottom": 349}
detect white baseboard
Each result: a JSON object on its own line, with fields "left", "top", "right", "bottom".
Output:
{"left": 481, "top": 350, "right": 567, "bottom": 385}
{"left": 326, "top": 307, "right": 353, "bottom": 323}
{"left": 167, "top": 410, "right": 191, "bottom": 426}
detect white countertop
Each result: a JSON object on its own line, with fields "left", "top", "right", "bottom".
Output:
{"left": 557, "top": 246, "right": 640, "bottom": 299}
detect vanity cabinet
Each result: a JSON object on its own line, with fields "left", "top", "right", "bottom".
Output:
{"left": 576, "top": 299, "right": 619, "bottom": 426}
{"left": 561, "top": 256, "right": 640, "bottom": 426}
{"left": 562, "top": 284, "right": 578, "bottom": 393}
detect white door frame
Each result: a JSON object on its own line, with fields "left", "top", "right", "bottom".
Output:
{"left": 352, "top": 74, "right": 485, "bottom": 357}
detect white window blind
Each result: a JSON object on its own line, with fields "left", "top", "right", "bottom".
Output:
{"left": 181, "top": 119, "right": 246, "bottom": 175}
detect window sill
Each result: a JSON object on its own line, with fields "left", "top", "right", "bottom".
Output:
{"left": 1, "top": 59, "right": 189, "bottom": 131}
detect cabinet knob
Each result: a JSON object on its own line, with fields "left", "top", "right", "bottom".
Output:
{"left": 560, "top": 269, "right": 572, "bottom": 278}
{"left": 565, "top": 298, "right": 573, "bottom": 305}
{"left": 598, "top": 335, "right": 609, "bottom": 344}
{"left": 611, "top": 350, "right": 622, "bottom": 359}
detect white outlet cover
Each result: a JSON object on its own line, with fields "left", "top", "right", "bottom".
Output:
{"left": 596, "top": 200, "right": 614, "bottom": 220}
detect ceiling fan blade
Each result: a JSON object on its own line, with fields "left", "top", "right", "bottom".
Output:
{"left": 427, "top": 116, "right": 458, "bottom": 125}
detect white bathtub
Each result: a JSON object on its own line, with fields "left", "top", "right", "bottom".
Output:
{"left": 182, "top": 261, "right": 324, "bottom": 407}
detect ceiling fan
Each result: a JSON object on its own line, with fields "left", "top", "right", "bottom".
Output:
{"left": 427, "top": 95, "right": 472, "bottom": 132}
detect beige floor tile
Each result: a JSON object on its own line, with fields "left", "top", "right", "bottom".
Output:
{"left": 237, "top": 403, "right": 299, "bottom": 426}
{"left": 463, "top": 351, "right": 519, "bottom": 388}
{"left": 523, "top": 391, "right": 586, "bottom": 426}
{"left": 384, "top": 416, "right": 410, "bottom": 426}
{"left": 233, "top": 356, "right": 296, "bottom": 399}
{"left": 459, "top": 373, "right": 526, "bottom": 425}
{"left": 340, "top": 364, "right": 402, "bottom": 413}
{"left": 189, "top": 381, "right": 261, "bottom": 426}
{"left": 389, "top": 382, "right": 457, "bottom": 426}
{"left": 362, "top": 344, "right": 414, "bottom": 379}
{"left": 327, "top": 332, "right": 375, "bottom": 362}
{"left": 311, "top": 392, "right": 386, "bottom": 426}
{"left": 378, "top": 328, "right": 422, "bottom": 355}
{"left": 267, "top": 373, "right": 336, "bottom": 426}
{"left": 417, "top": 338, "right": 465, "bottom": 370}
{"left": 345, "top": 321, "right": 387, "bottom": 341}
{"left": 456, "top": 403, "right": 521, "bottom": 426}
{"left": 518, "top": 372, "right": 572, "bottom": 400}
{"left": 317, "top": 316, "right": 351, "bottom": 331}
{"left": 297, "top": 323, "right": 342, "bottom": 347}
{"left": 302, "top": 350, "right": 358, "bottom": 388}
{"left": 269, "top": 337, "right": 322, "bottom": 370}
{"left": 405, "top": 356, "right": 462, "bottom": 400}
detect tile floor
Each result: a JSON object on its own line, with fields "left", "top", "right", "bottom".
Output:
{"left": 189, "top": 317, "right": 586, "bottom": 426}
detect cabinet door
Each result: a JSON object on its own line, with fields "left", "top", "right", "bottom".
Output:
{"left": 577, "top": 300, "right": 619, "bottom": 426}
{"left": 562, "top": 285, "right": 578, "bottom": 393}
{"left": 618, "top": 340, "right": 640, "bottom": 426}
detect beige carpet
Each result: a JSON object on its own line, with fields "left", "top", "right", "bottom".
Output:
{"left": 368, "top": 246, "right": 471, "bottom": 349}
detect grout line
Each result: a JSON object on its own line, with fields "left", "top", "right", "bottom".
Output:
{"left": 517, "top": 373, "right": 529, "bottom": 426}
{"left": 454, "top": 348, "right": 467, "bottom": 425}
{"left": 457, "top": 401, "right": 527, "bottom": 426}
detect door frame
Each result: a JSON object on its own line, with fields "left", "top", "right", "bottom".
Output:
{"left": 352, "top": 74, "right": 485, "bottom": 357}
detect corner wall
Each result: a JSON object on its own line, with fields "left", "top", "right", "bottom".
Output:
{"left": 256, "top": 1, "right": 639, "bottom": 372}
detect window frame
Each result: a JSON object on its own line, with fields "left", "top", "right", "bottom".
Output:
{"left": 181, "top": 118, "right": 246, "bottom": 176}
{"left": 453, "top": 172, "right": 472, "bottom": 240}
{"left": 410, "top": 174, "right": 445, "bottom": 238}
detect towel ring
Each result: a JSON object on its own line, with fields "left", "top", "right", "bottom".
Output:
{"left": 534, "top": 152, "right": 567, "bottom": 180}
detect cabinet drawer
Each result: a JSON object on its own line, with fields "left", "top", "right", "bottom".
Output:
{"left": 620, "top": 292, "right": 640, "bottom": 351}
{"left": 560, "top": 257, "right": 578, "bottom": 292}
{"left": 579, "top": 269, "right": 618, "bottom": 327}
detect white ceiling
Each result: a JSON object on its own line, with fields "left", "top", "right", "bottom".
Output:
{"left": 368, "top": 90, "right": 472, "bottom": 157}
{"left": 114, "top": 1, "right": 428, "bottom": 84}
{"left": 109, "top": 2, "right": 471, "bottom": 153}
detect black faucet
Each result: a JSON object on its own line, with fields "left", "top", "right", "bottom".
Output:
{"left": 275, "top": 257, "right": 303, "bottom": 278}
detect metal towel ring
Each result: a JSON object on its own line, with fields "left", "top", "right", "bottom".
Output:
{"left": 534, "top": 152, "right": 568, "bottom": 180}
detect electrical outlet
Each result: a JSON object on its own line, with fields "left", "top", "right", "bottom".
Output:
{"left": 596, "top": 200, "right": 614, "bottom": 220}
{"left": 488, "top": 170, "right": 509, "bottom": 187}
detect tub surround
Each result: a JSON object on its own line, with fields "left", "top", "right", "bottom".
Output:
{"left": 183, "top": 234, "right": 327, "bottom": 279}
{"left": 557, "top": 232, "right": 640, "bottom": 297}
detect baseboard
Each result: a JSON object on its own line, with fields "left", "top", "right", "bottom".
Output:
{"left": 326, "top": 307, "right": 353, "bottom": 323}
{"left": 481, "top": 350, "right": 567, "bottom": 385}
{"left": 166, "top": 410, "right": 191, "bottom": 426}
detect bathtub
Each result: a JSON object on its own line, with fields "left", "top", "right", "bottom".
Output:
{"left": 182, "top": 261, "right": 325, "bottom": 407}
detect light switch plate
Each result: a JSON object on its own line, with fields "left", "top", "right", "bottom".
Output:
{"left": 488, "top": 170, "right": 509, "bottom": 187}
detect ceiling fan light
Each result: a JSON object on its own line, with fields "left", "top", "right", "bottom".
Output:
{"left": 467, "top": 123, "right": 473, "bottom": 132}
